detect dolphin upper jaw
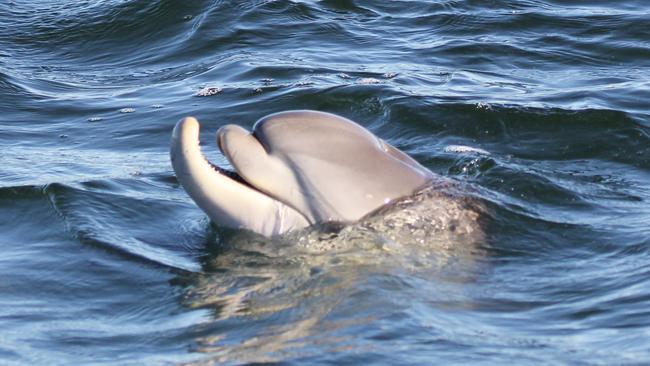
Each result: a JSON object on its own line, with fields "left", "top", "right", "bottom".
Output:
{"left": 170, "top": 117, "right": 310, "bottom": 237}
{"left": 217, "top": 111, "right": 433, "bottom": 223}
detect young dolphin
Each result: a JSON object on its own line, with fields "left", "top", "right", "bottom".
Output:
{"left": 171, "top": 110, "right": 433, "bottom": 237}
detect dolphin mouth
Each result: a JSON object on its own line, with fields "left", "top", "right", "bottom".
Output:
{"left": 170, "top": 117, "right": 310, "bottom": 236}
{"left": 211, "top": 130, "right": 277, "bottom": 200}
{"left": 176, "top": 121, "right": 278, "bottom": 202}
{"left": 212, "top": 135, "right": 249, "bottom": 187}
{"left": 206, "top": 160, "right": 251, "bottom": 190}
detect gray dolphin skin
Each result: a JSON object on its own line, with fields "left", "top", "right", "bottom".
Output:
{"left": 171, "top": 110, "right": 433, "bottom": 237}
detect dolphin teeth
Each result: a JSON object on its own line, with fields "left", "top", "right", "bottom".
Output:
{"left": 193, "top": 125, "right": 261, "bottom": 193}
{"left": 206, "top": 159, "right": 257, "bottom": 191}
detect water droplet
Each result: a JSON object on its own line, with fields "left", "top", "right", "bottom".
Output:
{"left": 196, "top": 87, "right": 222, "bottom": 97}
{"left": 476, "top": 102, "right": 492, "bottom": 110}
{"left": 444, "top": 145, "right": 490, "bottom": 155}
{"left": 357, "top": 77, "right": 381, "bottom": 85}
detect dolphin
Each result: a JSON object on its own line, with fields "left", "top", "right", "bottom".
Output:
{"left": 170, "top": 110, "right": 434, "bottom": 237}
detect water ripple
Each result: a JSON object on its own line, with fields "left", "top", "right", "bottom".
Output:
{"left": 1, "top": 0, "right": 650, "bottom": 364}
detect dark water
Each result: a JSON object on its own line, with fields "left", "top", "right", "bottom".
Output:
{"left": 1, "top": 0, "right": 649, "bottom": 364}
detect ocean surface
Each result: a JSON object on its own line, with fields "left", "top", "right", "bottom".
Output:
{"left": 1, "top": 0, "right": 649, "bottom": 364}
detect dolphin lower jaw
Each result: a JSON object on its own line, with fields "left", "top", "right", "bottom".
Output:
{"left": 171, "top": 117, "right": 310, "bottom": 236}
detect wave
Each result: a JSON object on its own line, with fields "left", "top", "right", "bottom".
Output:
{"left": 1, "top": 0, "right": 648, "bottom": 112}
{"left": 0, "top": 179, "right": 204, "bottom": 272}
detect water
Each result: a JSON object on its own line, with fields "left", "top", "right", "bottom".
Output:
{"left": 1, "top": 0, "right": 649, "bottom": 364}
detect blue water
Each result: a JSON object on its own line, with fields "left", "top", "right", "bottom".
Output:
{"left": 1, "top": 1, "right": 649, "bottom": 364}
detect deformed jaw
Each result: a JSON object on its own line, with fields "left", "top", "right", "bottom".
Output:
{"left": 170, "top": 117, "right": 309, "bottom": 237}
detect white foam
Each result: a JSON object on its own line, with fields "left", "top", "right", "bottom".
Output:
{"left": 196, "top": 86, "right": 222, "bottom": 97}
{"left": 443, "top": 145, "right": 490, "bottom": 155}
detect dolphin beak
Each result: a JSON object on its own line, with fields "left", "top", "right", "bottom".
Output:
{"left": 170, "top": 117, "right": 309, "bottom": 236}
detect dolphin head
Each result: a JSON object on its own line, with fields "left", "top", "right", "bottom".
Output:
{"left": 171, "top": 110, "right": 432, "bottom": 237}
